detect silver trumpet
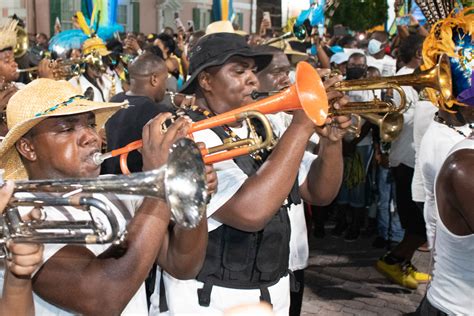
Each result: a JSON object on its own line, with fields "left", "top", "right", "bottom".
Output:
{"left": 0, "top": 138, "right": 208, "bottom": 254}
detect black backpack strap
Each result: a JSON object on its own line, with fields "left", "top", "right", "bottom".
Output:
{"left": 197, "top": 281, "right": 214, "bottom": 307}
{"left": 259, "top": 285, "right": 272, "bottom": 306}
{"left": 145, "top": 263, "right": 157, "bottom": 310}
{"left": 158, "top": 270, "right": 169, "bottom": 312}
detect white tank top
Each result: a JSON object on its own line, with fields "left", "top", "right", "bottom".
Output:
{"left": 428, "top": 137, "right": 474, "bottom": 315}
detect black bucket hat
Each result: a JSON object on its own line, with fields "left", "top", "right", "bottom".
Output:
{"left": 180, "top": 32, "right": 273, "bottom": 94}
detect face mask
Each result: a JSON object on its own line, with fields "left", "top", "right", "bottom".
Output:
{"left": 346, "top": 66, "right": 366, "bottom": 80}
{"left": 368, "top": 39, "right": 383, "bottom": 55}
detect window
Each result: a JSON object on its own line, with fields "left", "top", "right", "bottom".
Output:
{"left": 59, "top": 0, "right": 81, "bottom": 31}
{"left": 116, "top": 5, "right": 128, "bottom": 31}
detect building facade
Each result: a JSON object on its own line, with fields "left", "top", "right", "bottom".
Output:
{"left": 1, "top": 0, "right": 259, "bottom": 38}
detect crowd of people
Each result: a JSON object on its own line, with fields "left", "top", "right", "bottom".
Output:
{"left": 0, "top": 1, "right": 472, "bottom": 315}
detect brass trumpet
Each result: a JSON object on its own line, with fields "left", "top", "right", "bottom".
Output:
{"left": 14, "top": 26, "right": 28, "bottom": 59}
{"left": 93, "top": 110, "right": 275, "bottom": 174}
{"left": 263, "top": 24, "right": 309, "bottom": 45}
{"left": 334, "top": 54, "right": 452, "bottom": 113}
{"left": 331, "top": 54, "right": 452, "bottom": 141}
{"left": 16, "top": 51, "right": 106, "bottom": 80}
{"left": 0, "top": 138, "right": 207, "bottom": 256}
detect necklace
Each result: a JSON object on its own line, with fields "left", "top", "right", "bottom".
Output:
{"left": 434, "top": 112, "right": 473, "bottom": 137}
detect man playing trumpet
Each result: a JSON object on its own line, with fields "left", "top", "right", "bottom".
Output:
{"left": 162, "top": 31, "right": 351, "bottom": 315}
{"left": 0, "top": 78, "right": 215, "bottom": 314}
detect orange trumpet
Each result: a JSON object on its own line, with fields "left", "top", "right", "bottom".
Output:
{"left": 93, "top": 61, "right": 329, "bottom": 174}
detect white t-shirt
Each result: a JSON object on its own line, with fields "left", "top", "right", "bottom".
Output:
{"left": 366, "top": 55, "right": 396, "bottom": 77}
{"left": 428, "top": 137, "right": 474, "bottom": 315}
{"left": 411, "top": 100, "right": 437, "bottom": 202}
{"left": 419, "top": 120, "right": 471, "bottom": 248}
{"left": 389, "top": 67, "right": 418, "bottom": 168}
{"left": 69, "top": 71, "right": 123, "bottom": 102}
{"left": 269, "top": 112, "right": 312, "bottom": 271}
{"left": 0, "top": 192, "right": 148, "bottom": 316}
{"left": 161, "top": 113, "right": 317, "bottom": 315}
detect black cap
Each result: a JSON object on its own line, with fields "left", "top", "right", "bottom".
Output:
{"left": 180, "top": 32, "right": 273, "bottom": 94}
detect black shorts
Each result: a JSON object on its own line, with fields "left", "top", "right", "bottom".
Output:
{"left": 391, "top": 164, "right": 427, "bottom": 239}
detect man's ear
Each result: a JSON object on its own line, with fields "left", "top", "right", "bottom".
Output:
{"left": 150, "top": 73, "right": 159, "bottom": 87}
{"left": 197, "top": 71, "right": 212, "bottom": 92}
{"left": 15, "top": 137, "right": 37, "bottom": 162}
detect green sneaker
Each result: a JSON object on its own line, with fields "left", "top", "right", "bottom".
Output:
{"left": 406, "top": 262, "right": 431, "bottom": 283}
{"left": 376, "top": 257, "right": 418, "bottom": 289}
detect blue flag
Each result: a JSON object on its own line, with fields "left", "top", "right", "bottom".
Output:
{"left": 212, "top": 0, "right": 234, "bottom": 22}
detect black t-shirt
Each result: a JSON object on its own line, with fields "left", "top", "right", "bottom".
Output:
{"left": 101, "top": 92, "right": 174, "bottom": 175}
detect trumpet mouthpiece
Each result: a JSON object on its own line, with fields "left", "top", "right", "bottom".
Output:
{"left": 92, "top": 152, "right": 105, "bottom": 166}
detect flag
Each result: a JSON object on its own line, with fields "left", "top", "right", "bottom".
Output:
{"left": 212, "top": 0, "right": 234, "bottom": 22}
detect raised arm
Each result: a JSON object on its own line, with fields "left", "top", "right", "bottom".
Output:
{"left": 213, "top": 75, "right": 350, "bottom": 232}
{"left": 32, "top": 114, "right": 193, "bottom": 315}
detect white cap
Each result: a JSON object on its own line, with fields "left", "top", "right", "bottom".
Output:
{"left": 330, "top": 52, "right": 349, "bottom": 65}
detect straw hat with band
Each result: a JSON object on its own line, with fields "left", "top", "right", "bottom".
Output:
{"left": 180, "top": 32, "right": 273, "bottom": 94}
{"left": 0, "top": 78, "right": 127, "bottom": 180}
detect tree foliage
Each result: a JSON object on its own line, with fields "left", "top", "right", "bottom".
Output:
{"left": 329, "top": 0, "right": 389, "bottom": 32}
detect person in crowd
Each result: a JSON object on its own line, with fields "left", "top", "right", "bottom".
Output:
{"left": 69, "top": 37, "right": 123, "bottom": 102}
{"left": 0, "top": 78, "right": 214, "bottom": 315}
{"left": 0, "top": 182, "right": 44, "bottom": 316}
{"left": 415, "top": 7, "right": 474, "bottom": 251}
{"left": 366, "top": 31, "right": 396, "bottom": 77}
{"left": 330, "top": 52, "right": 349, "bottom": 77}
{"left": 162, "top": 31, "right": 351, "bottom": 315}
{"left": 333, "top": 52, "right": 374, "bottom": 242}
{"left": 338, "top": 35, "right": 358, "bottom": 49}
{"left": 369, "top": 66, "right": 405, "bottom": 248}
{"left": 256, "top": 44, "right": 309, "bottom": 316}
{"left": 29, "top": 33, "right": 49, "bottom": 65}
{"left": 415, "top": 132, "right": 473, "bottom": 315}
{"left": 376, "top": 34, "right": 430, "bottom": 290}
{"left": 154, "top": 33, "right": 183, "bottom": 88}
{"left": 417, "top": 107, "right": 472, "bottom": 249}
{"left": 102, "top": 52, "right": 173, "bottom": 174}
{"left": 0, "top": 19, "right": 56, "bottom": 137}
{"left": 411, "top": 97, "right": 437, "bottom": 215}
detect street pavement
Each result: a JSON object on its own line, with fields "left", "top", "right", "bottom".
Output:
{"left": 301, "top": 229, "right": 430, "bottom": 315}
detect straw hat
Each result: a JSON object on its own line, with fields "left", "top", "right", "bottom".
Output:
{"left": 82, "top": 36, "right": 111, "bottom": 56}
{"left": 269, "top": 40, "right": 309, "bottom": 65}
{"left": 205, "top": 20, "right": 236, "bottom": 35}
{"left": 0, "top": 19, "right": 17, "bottom": 51}
{"left": 0, "top": 79, "right": 127, "bottom": 180}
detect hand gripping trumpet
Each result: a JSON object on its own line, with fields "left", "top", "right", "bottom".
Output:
{"left": 0, "top": 138, "right": 207, "bottom": 257}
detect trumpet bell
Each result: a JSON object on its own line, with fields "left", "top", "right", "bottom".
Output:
{"left": 294, "top": 62, "right": 329, "bottom": 125}
{"left": 164, "top": 138, "right": 208, "bottom": 228}
{"left": 14, "top": 26, "right": 28, "bottom": 59}
{"left": 293, "top": 24, "right": 308, "bottom": 41}
{"left": 362, "top": 112, "right": 404, "bottom": 142}
{"left": 424, "top": 54, "right": 452, "bottom": 104}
